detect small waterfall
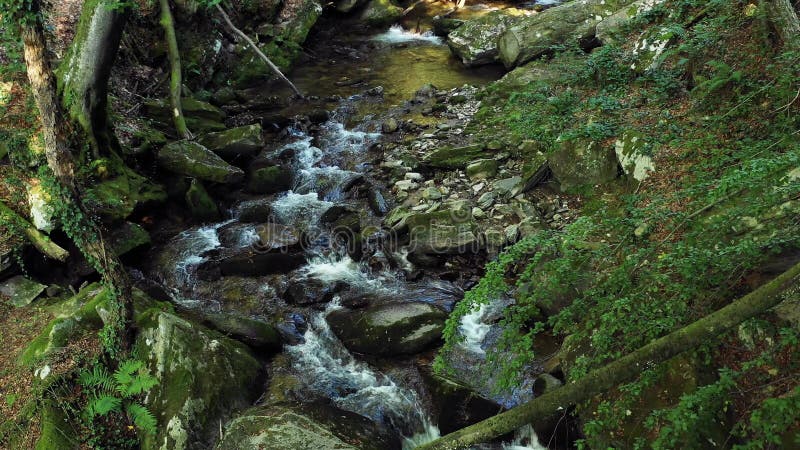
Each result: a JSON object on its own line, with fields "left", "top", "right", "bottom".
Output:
{"left": 271, "top": 191, "right": 333, "bottom": 232}
{"left": 171, "top": 220, "right": 233, "bottom": 287}
{"left": 372, "top": 25, "right": 444, "bottom": 45}
{"left": 459, "top": 303, "right": 492, "bottom": 355}
{"left": 286, "top": 303, "right": 439, "bottom": 442}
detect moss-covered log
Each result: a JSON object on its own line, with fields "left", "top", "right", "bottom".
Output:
{"left": 0, "top": 200, "right": 68, "bottom": 262}
{"left": 57, "top": 0, "right": 127, "bottom": 158}
{"left": 419, "top": 260, "right": 800, "bottom": 450}
{"left": 159, "top": 0, "right": 191, "bottom": 139}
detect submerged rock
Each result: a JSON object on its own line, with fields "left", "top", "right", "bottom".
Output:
{"left": 158, "top": 141, "right": 245, "bottom": 184}
{"left": 215, "top": 404, "right": 400, "bottom": 450}
{"left": 326, "top": 302, "right": 447, "bottom": 356}
{"left": 137, "top": 311, "right": 263, "bottom": 450}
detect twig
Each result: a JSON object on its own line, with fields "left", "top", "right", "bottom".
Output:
{"left": 215, "top": 4, "right": 304, "bottom": 98}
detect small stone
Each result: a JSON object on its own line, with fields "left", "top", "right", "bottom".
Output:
{"left": 405, "top": 172, "right": 424, "bottom": 181}
{"left": 394, "top": 180, "right": 418, "bottom": 191}
{"left": 466, "top": 159, "right": 499, "bottom": 181}
{"left": 472, "top": 182, "right": 485, "bottom": 194}
{"left": 472, "top": 207, "right": 485, "bottom": 219}
{"left": 493, "top": 176, "right": 522, "bottom": 198}
{"left": 422, "top": 187, "right": 442, "bottom": 201}
{"left": 477, "top": 192, "right": 495, "bottom": 209}
{"left": 382, "top": 118, "right": 399, "bottom": 133}
{"left": 504, "top": 224, "right": 520, "bottom": 244}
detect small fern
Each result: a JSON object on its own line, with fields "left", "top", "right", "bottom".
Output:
{"left": 78, "top": 359, "right": 159, "bottom": 437}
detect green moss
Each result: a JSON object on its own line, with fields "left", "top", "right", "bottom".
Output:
{"left": 422, "top": 144, "right": 488, "bottom": 170}
{"left": 35, "top": 401, "right": 78, "bottom": 450}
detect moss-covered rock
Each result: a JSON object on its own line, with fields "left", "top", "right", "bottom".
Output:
{"left": 197, "top": 124, "right": 264, "bottom": 160}
{"left": 548, "top": 137, "right": 619, "bottom": 192}
{"left": 202, "top": 312, "right": 281, "bottom": 350}
{"left": 396, "top": 201, "right": 479, "bottom": 256}
{"left": 144, "top": 98, "right": 227, "bottom": 134}
{"left": 158, "top": 141, "right": 245, "bottom": 184}
{"left": 35, "top": 400, "right": 79, "bottom": 450}
{"left": 0, "top": 275, "right": 46, "bottom": 307}
{"left": 447, "top": 11, "right": 521, "bottom": 66}
{"left": 359, "top": 0, "right": 403, "bottom": 27}
{"left": 84, "top": 168, "right": 167, "bottom": 222}
{"left": 246, "top": 165, "right": 294, "bottom": 194}
{"left": 423, "top": 372, "right": 501, "bottom": 434}
{"left": 137, "top": 311, "right": 262, "bottom": 450}
{"left": 422, "top": 143, "right": 487, "bottom": 170}
{"left": 111, "top": 221, "right": 151, "bottom": 257}
{"left": 326, "top": 302, "right": 447, "bottom": 356}
{"left": 596, "top": 0, "right": 663, "bottom": 46}
{"left": 215, "top": 404, "right": 400, "bottom": 450}
{"left": 185, "top": 179, "right": 220, "bottom": 222}
{"left": 235, "top": 198, "right": 272, "bottom": 223}
{"left": 614, "top": 130, "right": 654, "bottom": 182}
{"left": 466, "top": 159, "right": 498, "bottom": 180}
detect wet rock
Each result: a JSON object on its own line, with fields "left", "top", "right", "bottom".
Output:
{"left": 432, "top": 16, "right": 465, "bottom": 36}
{"left": 326, "top": 302, "right": 447, "bottom": 356}
{"left": 254, "top": 223, "right": 301, "bottom": 251}
{"left": 533, "top": 373, "right": 563, "bottom": 396}
{"left": 424, "top": 372, "right": 502, "bottom": 434}
{"left": 367, "top": 187, "right": 389, "bottom": 216}
{"left": 548, "top": 137, "right": 619, "bottom": 191}
{"left": 186, "top": 178, "right": 221, "bottom": 222}
{"left": 210, "top": 86, "right": 238, "bottom": 106}
{"left": 493, "top": 176, "right": 522, "bottom": 199}
{"left": 215, "top": 404, "right": 400, "bottom": 450}
{"left": 0, "top": 275, "right": 46, "bottom": 307}
{"left": 84, "top": 170, "right": 167, "bottom": 222}
{"left": 159, "top": 141, "right": 245, "bottom": 184}
{"left": 466, "top": 159, "right": 498, "bottom": 180}
{"left": 197, "top": 250, "right": 306, "bottom": 279}
{"left": 246, "top": 165, "right": 294, "bottom": 194}
{"left": 203, "top": 312, "right": 281, "bottom": 351}
{"left": 615, "top": 130, "right": 654, "bottom": 181}
{"left": 197, "top": 124, "right": 264, "bottom": 160}
{"left": 137, "top": 311, "right": 262, "bottom": 450}
{"left": 236, "top": 198, "right": 272, "bottom": 223}
{"left": 422, "top": 143, "right": 486, "bottom": 170}
{"left": 283, "top": 279, "right": 342, "bottom": 306}
{"left": 447, "top": 11, "right": 521, "bottom": 66}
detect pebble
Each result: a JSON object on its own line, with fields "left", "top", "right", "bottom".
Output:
{"left": 472, "top": 207, "right": 486, "bottom": 219}
{"left": 405, "top": 172, "right": 423, "bottom": 181}
{"left": 394, "top": 180, "right": 418, "bottom": 191}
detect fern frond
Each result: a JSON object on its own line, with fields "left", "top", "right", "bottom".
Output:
{"left": 126, "top": 403, "right": 158, "bottom": 435}
{"left": 86, "top": 395, "right": 122, "bottom": 418}
{"left": 78, "top": 365, "right": 114, "bottom": 393}
{"left": 113, "top": 359, "right": 143, "bottom": 388}
{"left": 122, "top": 374, "right": 159, "bottom": 397}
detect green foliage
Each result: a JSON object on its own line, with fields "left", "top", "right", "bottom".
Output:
{"left": 78, "top": 359, "right": 158, "bottom": 445}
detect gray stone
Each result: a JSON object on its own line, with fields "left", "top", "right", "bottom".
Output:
{"left": 447, "top": 11, "right": 521, "bottom": 66}
{"left": 466, "top": 159, "right": 499, "bottom": 181}
{"left": 0, "top": 276, "right": 46, "bottom": 307}
{"left": 158, "top": 141, "right": 245, "bottom": 184}
{"left": 197, "top": 124, "right": 265, "bottom": 160}
{"left": 548, "top": 137, "right": 619, "bottom": 191}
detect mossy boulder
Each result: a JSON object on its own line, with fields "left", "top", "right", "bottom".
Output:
{"left": 35, "top": 400, "right": 79, "bottom": 450}
{"left": 84, "top": 169, "right": 167, "bottom": 222}
{"left": 137, "top": 311, "right": 263, "bottom": 450}
{"left": 596, "top": 0, "right": 661, "bottom": 46}
{"left": 196, "top": 124, "right": 265, "bottom": 160}
{"left": 0, "top": 275, "right": 46, "bottom": 307}
{"left": 395, "top": 201, "right": 479, "bottom": 256}
{"left": 144, "top": 98, "right": 227, "bottom": 133}
{"left": 422, "top": 144, "right": 487, "bottom": 170}
{"left": 614, "top": 130, "right": 655, "bottom": 182}
{"left": 111, "top": 221, "right": 151, "bottom": 256}
{"left": 158, "top": 141, "right": 245, "bottom": 184}
{"left": 246, "top": 165, "right": 294, "bottom": 194}
{"left": 202, "top": 312, "right": 281, "bottom": 350}
{"left": 326, "top": 302, "right": 447, "bottom": 356}
{"left": 215, "top": 404, "right": 400, "bottom": 450}
{"left": 359, "top": 0, "right": 403, "bottom": 27}
{"left": 423, "top": 372, "right": 501, "bottom": 434}
{"left": 447, "top": 11, "right": 521, "bottom": 66}
{"left": 185, "top": 179, "right": 221, "bottom": 222}
{"left": 466, "top": 159, "right": 498, "bottom": 180}
{"left": 548, "top": 137, "right": 619, "bottom": 192}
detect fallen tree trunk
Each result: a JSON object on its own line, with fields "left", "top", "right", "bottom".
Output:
{"left": 0, "top": 200, "right": 69, "bottom": 262}
{"left": 159, "top": 0, "right": 192, "bottom": 139}
{"left": 497, "top": 0, "right": 636, "bottom": 68}
{"left": 21, "top": 0, "right": 135, "bottom": 353}
{"left": 418, "top": 260, "right": 800, "bottom": 450}
{"left": 215, "top": 4, "right": 304, "bottom": 98}
{"left": 764, "top": 0, "right": 800, "bottom": 48}
{"left": 57, "top": 0, "right": 127, "bottom": 158}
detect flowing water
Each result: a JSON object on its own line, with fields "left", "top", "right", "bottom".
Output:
{"left": 149, "top": 16, "right": 552, "bottom": 448}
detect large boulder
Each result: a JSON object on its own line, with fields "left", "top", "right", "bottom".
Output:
{"left": 498, "top": 0, "right": 638, "bottom": 68}
{"left": 548, "top": 137, "right": 619, "bottom": 191}
{"left": 614, "top": 130, "right": 655, "bottom": 182}
{"left": 84, "top": 168, "right": 167, "bottom": 222}
{"left": 247, "top": 164, "right": 294, "bottom": 194}
{"left": 185, "top": 179, "right": 221, "bottom": 222}
{"left": 158, "top": 141, "right": 245, "bottom": 184}
{"left": 196, "top": 124, "right": 265, "bottom": 160}
{"left": 326, "top": 302, "right": 447, "bottom": 356}
{"left": 393, "top": 201, "right": 480, "bottom": 258}
{"left": 359, "top": 0, "right": 403, "bottom": 27}
{"left": 447, "top": 11, "right": 521, "bottom": 66}
{"left": 422, "top": 143, "right": 487, "bottom": 170}
{"left": 137, "top": 311, "right": 263, "bottom": 450}
{"left": 215, "top": 404, "right": 400, "bottom": 450}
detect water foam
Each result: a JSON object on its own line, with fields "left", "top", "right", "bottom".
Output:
{"left": 458, "top": 303, "right": 492, "bottom": 355}
{"left": 373, "top": 25, "right": 444, "bottom": 45}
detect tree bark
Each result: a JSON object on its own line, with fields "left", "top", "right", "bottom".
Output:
{"left": 216, "top": 4, "right": 304, "bottom": 98}
{"left": 498, "top": 0, "right": 636, "bottom": 68}
{"left": 765, "top": 0, "right": 800, "bottom": 48}
{"left": 159, "top": 0, "right": 192, "bottom": 139}
{"left": 21, "top": 0, "right": 134, "bottom": 353}
{"left": 418, "top": 260, "right": 800, "bottom": 450}
{"left": 0, "top": 200, "right": 69, "bottom": 262}
{"left": 57, "top": 0, "right": 128, "bottom": 158}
